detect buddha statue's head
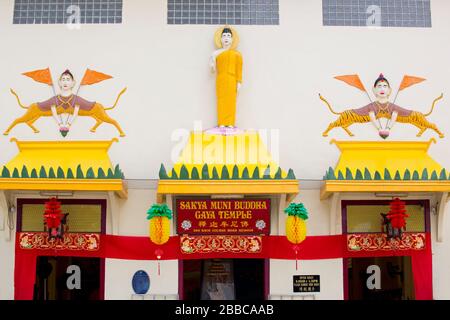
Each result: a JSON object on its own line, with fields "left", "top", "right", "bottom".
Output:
{"left": 221, "top": 27, "right": 233, "bottom": 49}
{"left": 372, "top": 73, "right": 392, "bottom": 102}
{"left": 58, "top": 69, "right": 76, "bottom": 93}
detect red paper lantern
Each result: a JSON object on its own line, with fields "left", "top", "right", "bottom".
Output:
{"left": 44, "top": 198, "right": 65, "bottom": 238}
{"left": 387, "top": 198, "right": 409, "bottom": 230}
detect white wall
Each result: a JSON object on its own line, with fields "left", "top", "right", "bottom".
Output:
{"left": 290, "top": 190, "right": 331, "bottom": 236}
{"left": 430, "top": 198, "right": 450, "bottom": 299}
{"left": 0, "top": 228, "right": 15, "bottom": 300}
{"left": 105, "top": 258, "right": 178, "bottom": 299}
{"left": 117, "top": 189, "right": 156, "bottom": 236}
{"left": 270, "top": 259, "right": 344, "bottom": 300}
{"left": 0, "top": 1, "right": 449, "bottom": 180}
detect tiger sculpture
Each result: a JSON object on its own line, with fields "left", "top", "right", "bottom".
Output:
{"left": 4, "top": 69, "right": 126, "bottom": 137}
{"left": 320, "top": 74, "right": 444, "bottom": 138}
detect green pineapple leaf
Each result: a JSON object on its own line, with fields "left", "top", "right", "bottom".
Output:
{"left": 284, "top": 203, "right": 309, "bottom": 220}
{"left": 147, "top": 203, "right": 173, "bottom": 220}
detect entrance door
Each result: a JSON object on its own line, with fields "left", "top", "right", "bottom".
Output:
{"left": 346, "top": 256, "right": 415, "bottom": 300}
{"left": 34, "top": 256, "right": 103, "bottom": 300}
{"left": 182, "top": 259, "right": 265, "bottom": 300}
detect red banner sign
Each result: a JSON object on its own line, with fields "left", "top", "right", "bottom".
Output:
{"left": 347, "top": 233, "right": 426, "bottom": 251}
{"left": 176, "top": 199, "right": 270, "bottom": 235}
{"left": 19, "top": 232, "right": 100, "bottom": 251}
{"left": 180, "top": 235, "right": 263, "bottom": 254}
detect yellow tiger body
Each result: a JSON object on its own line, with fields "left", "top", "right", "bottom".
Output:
{"left": 322, "top": 109, "right": 444, "bottom": 138}
{"left": 149, "top": 216, "right": 171, "bottom": 245}
{"left": 396, "top": 112, "right": 443, "bottom": 137}
{"left": 4, "top": 88, "right": 127, "bottom": 137}
{"left": 285, "top": 215, "right": 307, "bottom": 244}
{"left": 320, "top": 94, "right": 444, "bottom": 138}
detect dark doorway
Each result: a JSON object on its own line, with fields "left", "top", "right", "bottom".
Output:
{"left": 34, "top": 256, "right": 103, "bottom": 300}
{"left": 233, "top": 259, "right": 265, "bottom": 300}
{"left": 182, "top": 259, "right": 265, "bottom": 300}
{"left": 346, "top": 256, "right": 415, "bottom": 300}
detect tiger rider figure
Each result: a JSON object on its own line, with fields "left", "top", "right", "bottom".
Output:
{"left": 320, "top": 74, "right": 444, "bottom": 139}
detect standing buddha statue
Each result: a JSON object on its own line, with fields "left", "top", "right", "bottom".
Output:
{"left": 210, "top": 26, "right": 243, "bottom": 128}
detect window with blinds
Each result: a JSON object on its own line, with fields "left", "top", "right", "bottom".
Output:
{"left": 19, "top": 200, "right": 105, "bottom": 233}
{"left": 13, "top": 0, "right": 123, "bottom": 25}
{"left": 344, "top": 202, "right": 426, "bottom": 233}
{"left": 323, "top": 0, "right": 431, "bottom": 28}
{"left": 168, "top": 0, "right": 280, "bottom": 25}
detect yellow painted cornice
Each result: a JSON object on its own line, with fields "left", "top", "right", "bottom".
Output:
{"left": 0, "top": 178, "right": 127, "bottom": 198}
{"left": 158, "top": 131, "right": 299, "bottom": 200}
{"left": 157, "top": 179, "right": 299, "bottom": 202}
{"left": 331, "top": 139, "right": 443, "bottom": 177}
{"left": 11, "top": 137, "right": 118, "bottom": 151}
{"left": 4, "top": 138, "right": 118, "bottom": 173}
{"left": 171, "top": 131, "right": 289, "bottom": 177}
{"left": 321, "top": 180, "right": 450, "bottom": 199}
{"left": 322, "top": 139, "right": 449, "bottom": 199}
{"left": 0, "top": 138, "right": 127, "bottom": 198}
{"left": 331, "top": 138, "right": 436, "bottom": 152}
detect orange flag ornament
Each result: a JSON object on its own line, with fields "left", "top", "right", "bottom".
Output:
{"left": 22, "top": 67, "right": 53, "bottom": 85}
{"left": 334, "top": 74, "right": 367, "bottom": 92}
{"left": 80, "top": 69, "right": 113, "bottom": 86}
{"left": 399, "top": 75, "right": 426, "bottom": 91}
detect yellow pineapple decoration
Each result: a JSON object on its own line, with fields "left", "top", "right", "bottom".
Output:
{"left": 147, "top": 203, "right": 172, "bottom": 245}
{"left": 284, "top": 203, "right": 309, "bottom": 244}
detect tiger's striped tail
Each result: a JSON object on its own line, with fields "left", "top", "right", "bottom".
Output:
{"left": 104, "top": 87, "right": 127, "bottom": 111}
{"left": 423, "top": 93, "right": 443, "bottom": 117}
{"left": 319, "top": 94, "right": 342, "bottom": 115}
{"left": 10, "top": 89, "right": 28, "bottom": 109}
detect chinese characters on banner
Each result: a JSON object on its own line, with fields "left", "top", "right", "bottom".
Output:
{"left": 176, "top": 199, "right": 270, "bottom": 235}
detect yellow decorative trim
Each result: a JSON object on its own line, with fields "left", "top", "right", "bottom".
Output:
{"left": 321, "top": 180, "right": 450, "bottom": 200}
{"left": 171, "top": 131, "right": 286, "bottom": 178}
{"left": 330, "top": 138, "right": 436, "bottom": 150}
{"left": 0, "top": 178, "right": 127, "bottom": 199}
{"left": 4, "top": 138, "right": 118, "bottom": 174}
{"left": 161, "top": 131, "right": 298, "bottom": 200}
{"left": 331, "top": 139, "right": 443, "bottom": 177}
{"left": 158, "top": 180, "right": 299, "bottom": 201}
{"left": 0, "top": 139, "right": 127, "bottom": 197}
{"left": 10, "top": 137, "right": 119, "bottom": 151}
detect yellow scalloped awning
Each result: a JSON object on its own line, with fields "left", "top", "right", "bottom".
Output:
{"left": 333, "top": 139, "right": 442, "bottom": 176}
{"left": 158, "top": 131, "right": 299, "bottom": 201}
{"left": 0, "top": 138, "right": 127, "bottom": 198}
{"left": 173, "top": 131, "right": 285, "bottom": 177}
{"left": 321, "top": 139, "right": 450, "bottom": 199}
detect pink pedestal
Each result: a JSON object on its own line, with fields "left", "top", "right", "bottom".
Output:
{"left": 204, "top": 126, "right": 245, "bottom": 136}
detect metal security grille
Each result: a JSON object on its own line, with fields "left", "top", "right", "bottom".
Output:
{"left": 167, "top": 0, "right": 280, "bottom": 25}
{"left": 323, "top": 0, "right": 431, "bottom": 28}
{"left": 13, "top": 0, "right": 123, "bottom": 25}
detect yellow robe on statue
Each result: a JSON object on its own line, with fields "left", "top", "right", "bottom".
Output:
{"left": 216, "top": 49, "right": 243, "bottom": 126}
